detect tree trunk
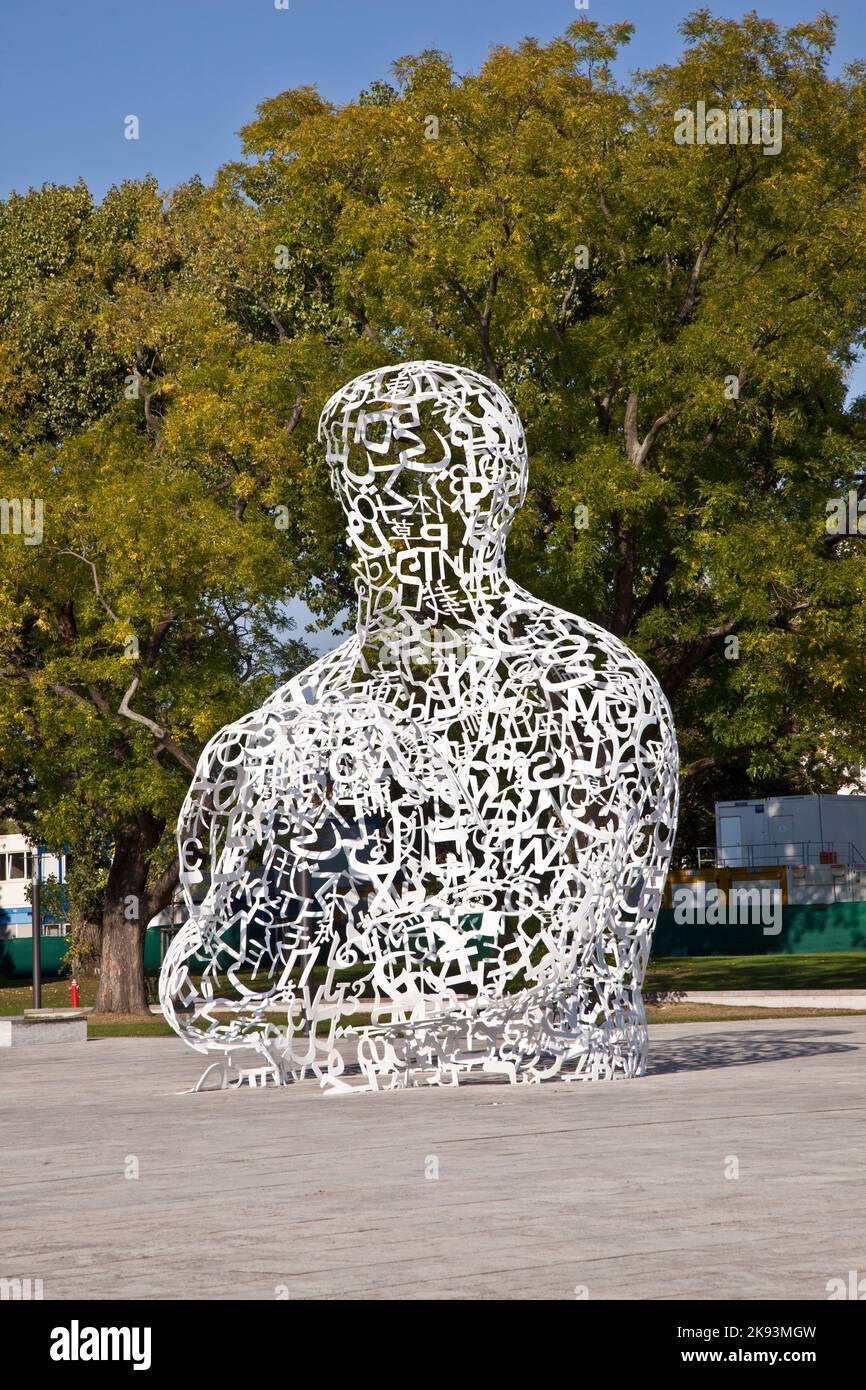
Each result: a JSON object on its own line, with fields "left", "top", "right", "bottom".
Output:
{"left": 96, "top": 903, "right": 148, "bottom": 1014}
{"left": 69, "top": 915, "right": 103, "bottom": 977}
{"left": 95, "top": 813, "right": 172, "bottom": 1014}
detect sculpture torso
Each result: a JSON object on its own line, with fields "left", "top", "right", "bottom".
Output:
{"left": 161, "top": 362, "right": 678, "bottom": 1089}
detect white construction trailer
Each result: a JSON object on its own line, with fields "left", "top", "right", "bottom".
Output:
{"left": 715, "top": 794, "right": 866, "bottom": 869}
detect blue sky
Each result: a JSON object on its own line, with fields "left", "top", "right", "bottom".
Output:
{"left": 3, "top": 1, "right": 864, "bottom": 648}
{"left": 3, "top": 1, "right": 865, "bottom": 204}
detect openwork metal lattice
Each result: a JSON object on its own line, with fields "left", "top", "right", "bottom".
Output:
{"left": 160, "top": 361, "right": 679, "bottom": 1091}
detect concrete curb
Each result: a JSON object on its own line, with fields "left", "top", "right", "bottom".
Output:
{"left": 652, "top": 989, "right": 866, "bottom": 1011}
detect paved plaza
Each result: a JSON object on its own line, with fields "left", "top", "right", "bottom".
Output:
{"left": 2, "top": 1017, "right": 865, "bottom": 1300}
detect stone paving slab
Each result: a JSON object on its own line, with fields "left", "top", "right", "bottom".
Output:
{"left": 1, "top": 1017, "right": 864, "bottom": 1300}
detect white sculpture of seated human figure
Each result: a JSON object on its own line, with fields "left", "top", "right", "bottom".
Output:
{"left": 160, "top": 360, "right": 679, "bottom": 1090}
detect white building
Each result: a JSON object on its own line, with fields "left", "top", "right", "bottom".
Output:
{"left": 0, "top": 831, "right": 184, "bottom": 939}
{"left": 0, "top": 832, "right": 68, "bottom": 938}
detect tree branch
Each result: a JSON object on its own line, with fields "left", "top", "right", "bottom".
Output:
{"left": 251, "top": 292, "right": 290, "bottom": 343}
{"left": 132, "top": 352, "right": 163, "bottom": 440}
{"left": 610, "top": 521, "right": 635, "bottom": 636}
{"left": 674, "top": 169, "right": 757, "bottom": 325}
{"left": 143, "top": 614, "right": 178, "bottom": 667}
{"left": 681, "top": 755, "right": 720, "bottom": 779}
{"left": 117, "top": 677, "right": 197, "bottom": 772}
{"left": 142, "top": 856, "right": 181, "bottom": 924}
{"left": 623, "top": 392, "right": 678, "bottom": 467}
{"left": 443, "top": 274, "right": 500, "bottom": 382}
{"left": 55, "top": 551, "right": 120, "bottom": 623}
{"left": 632, "top": 552, "right": 678, "bottom": 626}
{"left": 597, "top": 183, "right": 626, "bottom": 264}
{"left": 661, "top": 618, "right": 740, "bottom": 695}
{"left": 590, "top": 362, "right": 621, "bottom": 435}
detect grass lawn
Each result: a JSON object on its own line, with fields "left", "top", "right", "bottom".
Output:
{"left": 0, "top": 974, "right": 103, "bottom": 1015}
{"left": 87, "top": 1015, "right": 175, "bottom": 1038}
{"left": 645, "top": 952, "right": 866, "bottom": 991}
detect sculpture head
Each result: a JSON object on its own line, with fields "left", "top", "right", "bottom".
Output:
{"left": 317, "top": 361, "right": 527, "bottom": 564}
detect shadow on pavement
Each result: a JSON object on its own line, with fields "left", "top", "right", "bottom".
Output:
{"left": 647, "top": 1026, "right": 860, "bottom": 1075}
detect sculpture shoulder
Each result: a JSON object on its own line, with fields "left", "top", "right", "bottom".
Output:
{"left": 186, "top": 637, "right": 360, "bottom": 787}
{"left": 499, "top": 586, "right": 673, "bottom": 725}
{"left": 262, "top": 634, "right": 360, "bottom": 713}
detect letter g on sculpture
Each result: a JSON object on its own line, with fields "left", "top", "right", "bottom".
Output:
{"left": 159, "top": 361, "right": 679, "bottom": 1092}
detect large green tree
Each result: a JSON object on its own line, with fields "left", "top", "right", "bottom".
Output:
{"left": 225, "top": 11, "right": 866, "bottom": 849}
{"left": 0, "top": 178, "right": 334, "bottom": 1009}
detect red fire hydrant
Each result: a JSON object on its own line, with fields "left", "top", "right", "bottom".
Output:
{"left": 70, "top": 976, "right": 80, "bottom": 1009}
